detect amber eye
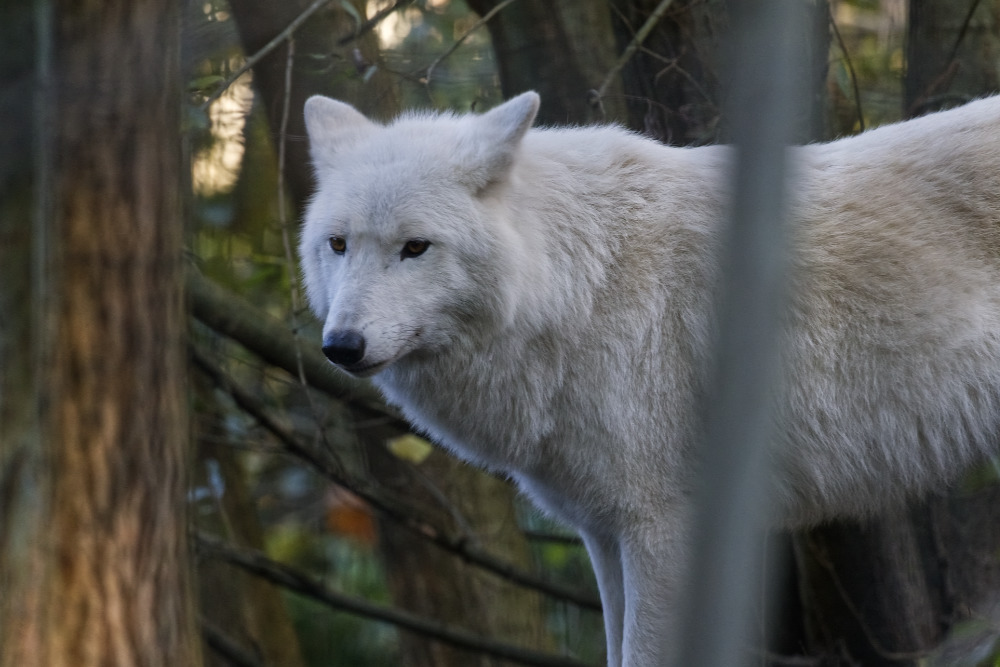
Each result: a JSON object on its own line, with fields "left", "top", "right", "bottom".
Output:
{"left": 401, "top": 239, "right": 430, "bottom": 259}
{"left": 328, "top": 236, "right": 347, "bottom": 254}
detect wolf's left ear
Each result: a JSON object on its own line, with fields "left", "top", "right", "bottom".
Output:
{"left": 462, "top": 91, "right": 540, "bottom": 191}
{"left": 304, "top": 95, "right": 375, "bottom": 169}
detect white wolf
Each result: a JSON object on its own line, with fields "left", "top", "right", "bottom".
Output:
{"left": 299, "top": 92, "right": 1000, "bottom": 666}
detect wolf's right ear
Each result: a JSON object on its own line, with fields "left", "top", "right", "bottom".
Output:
{"left": 459, "top": 91, "right": 540, "bottom": 191}
{"left": 304, "top": 96, "right": 375, "bottom": 169}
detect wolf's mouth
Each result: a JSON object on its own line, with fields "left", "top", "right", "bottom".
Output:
{"left": 338, "top": 358, "right": 390, "bottom": 377}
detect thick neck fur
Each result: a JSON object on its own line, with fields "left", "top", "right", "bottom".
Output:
{"left": 377, "top": 126, "right": 728, "bottom": 526}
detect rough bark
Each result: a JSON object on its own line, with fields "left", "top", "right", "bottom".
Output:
{"left": 467, "top": 0, "right": 625, "bottom": 125}
{"left": 0, "top": 3, "right": 44, "bottom": 661}
{"left": 1, "top": 1, "right": 199, "bottom": 666}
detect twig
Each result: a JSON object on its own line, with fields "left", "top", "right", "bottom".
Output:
{"left": 276, "top": 36, "right": 298, "bottom": 323}
{"left": 276, "top": 38, "right": 307, "bottom": 384}
{"left": 592, "top": 0, "right": 676, "bottom": 107}
{"left": 829, "top": 6, "right": 864, "bottom": 132}
{"left": 421, "top": 0, "right": 519, "bottom": 85}
{"left": 200, "top": 0, "right": 332, "bottom": 111}
{"left": 946, "top": 0, "right": 985, "bottom": 68}
{"left": 907, "top": 0, "right": 982, "bottom": 117}
{"left": 196, "top": 532, "right": 595, "bottom": 667}
{"left": 189, "top": 344, "right": 603, "bottom": 612}
{"left": 803, "top": 536, "right": 928, "bottom": 662}
{"left": 336, "top": 0, "right": 416, "bottom": 46}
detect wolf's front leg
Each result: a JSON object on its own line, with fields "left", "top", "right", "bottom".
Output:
{"left": 581, "top": 532, "right": 626, "bottom": 666}
{"left": 619, "top": 526, "right": 688, "bottom": 667}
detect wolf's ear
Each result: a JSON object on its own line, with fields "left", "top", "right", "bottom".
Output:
{"left": 304, "top": 95, "right": 375, "bottom": 169}
{"left": 461, "top": 91, "right": 540, "bottom": 191}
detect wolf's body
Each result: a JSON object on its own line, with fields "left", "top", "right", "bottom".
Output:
{"left": 300, "top": 93, "right": 1000, "bottom": 666}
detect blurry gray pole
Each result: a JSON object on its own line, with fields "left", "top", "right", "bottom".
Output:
{"left": 672, "top": 2, "right": 809, "bottom": 666}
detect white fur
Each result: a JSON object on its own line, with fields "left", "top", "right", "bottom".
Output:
{"left": 300, "top": 92, "right": 1000, "bottom": 666}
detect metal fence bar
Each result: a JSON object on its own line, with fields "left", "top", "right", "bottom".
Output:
{"left": 672, "top": 2, "right": 810, "bottom": 665}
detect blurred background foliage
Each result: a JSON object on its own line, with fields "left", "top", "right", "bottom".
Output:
{"left": 175, "top": 1, "right": 1000, "bottom": 665}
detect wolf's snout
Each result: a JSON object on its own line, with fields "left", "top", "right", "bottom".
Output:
{"left": 322, "top": 330, "right": 366, "bottom": 366}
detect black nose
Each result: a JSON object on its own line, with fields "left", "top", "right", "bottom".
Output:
{"left": 322, "top": 330, "right": 366, "bottom": 366}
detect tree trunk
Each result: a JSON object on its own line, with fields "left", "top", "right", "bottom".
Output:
{"left": 0, "top": 3, "right": 44, "bottom": 661}
{"left": 610, "top": 0, "right": 727, "bottom": 143}
{"left": 1, "top": 1, "right": 199, "bottom": 665}
{"left": 467, "top": 0, "right": 626, "bottom": 125}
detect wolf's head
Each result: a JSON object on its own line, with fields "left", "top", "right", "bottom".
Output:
{"left": 299, "top": 93, "right": 540, "bottom": 377}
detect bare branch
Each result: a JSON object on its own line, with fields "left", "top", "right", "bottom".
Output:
{"left": 802, "top": 535, "right": 928, "bottom": 662}
{"left": 189, "top": 341, "right": 602, "bottom": 611}
{"left": 421, "top": 0, "right": 519, "bottom": 86}
{"left": 187, "top": 270, "right": 405, "bottom": 428}
{"left": 201, "top": 618, "right": 264, "bottom": 667}
{"left": 947, "top": 0, "right": 985, "bottom": 67}
{"left": 200, "top": 0, "right": 416, "bottom": 111}
{"left": 199, "top": 0, "right": 333, "bottom": 111}
{"left": 196, "top": 532, "right": 596, "bottom": 667}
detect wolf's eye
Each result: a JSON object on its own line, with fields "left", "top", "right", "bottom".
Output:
{"left": 329, "top": 236, "right": 347, "bottom": 254}
{"left": 401, "top": 239, "right": 430, "bottom": 259}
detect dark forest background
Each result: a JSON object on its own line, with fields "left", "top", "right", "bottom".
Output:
{"left": 3, "top": 1, "right": 1000, "bottom": 665}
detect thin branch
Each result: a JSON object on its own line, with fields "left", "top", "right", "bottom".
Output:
{"left": 803, "top": 536, "right": 928, "bottom": 662}
{"left": 196, "top": 533, "right": 595, "bottom": 667}
{"left": 421, "top": 0, "right": 519, "bottom": 85}
{"left": 187, "top": 270, "right": 405, "bottom": 429}
{"left": 201, "top": 618, "right": 263, "bottom": 667}
{"left": 907, "top": 0, "right": 982, "bottom": 117}
{"left": 829, "top": 5, "right": 864, "bottom": 132}
{"left": 947, "top": 0, "right": 985, "bottom": 67}
{"left": 189, "top": 343, "right": 602, "bottom": 612}
{"left": 199, "top": 0, "right": 333, "bottom": 111}
{"left": 592, "top": 0, "right": 676, "bottom": 107}
{"left": 201, "top": 0, "right": 415, "bottom": 111}
{"left": 336, "top": 0, "right": 416, "bottom": 46}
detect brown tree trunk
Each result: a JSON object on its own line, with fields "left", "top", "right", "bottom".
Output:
{"left": 467, "top": 0, "right": 626, "bottom": 125}
{"left": 0, "top": 3, "right": 44, "bottom": 661}
{"left": 1, "top": 1, "right": 199, "bottom": 665}
{"left": 611, "top": 0, "right": 728, "bottom": 143}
